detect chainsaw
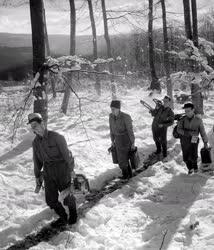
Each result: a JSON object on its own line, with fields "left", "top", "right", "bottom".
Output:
{"left": 34, "top": 172, "right": 90, "bottom": 195}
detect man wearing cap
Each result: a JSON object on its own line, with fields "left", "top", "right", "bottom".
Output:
{"left": 150, "top": 95, "right": 174, "bottom": 160}
{"left": 28, "top": 113, "right": 77, "bottom": 226}
{"left": 109, "top": 100, "right": 135, "bottom": 179}
{"left": 177, "top": 103, "right": 208, "bottom": 174}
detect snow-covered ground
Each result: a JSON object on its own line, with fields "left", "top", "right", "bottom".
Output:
{"left": 0, "top": 84, "right": 214, "bottom": 250}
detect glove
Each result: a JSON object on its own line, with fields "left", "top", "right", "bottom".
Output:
{"left": 36, "top": 176, "right": 43, "bottom": 186}
{"left": 35, "top": 174, "right": 43, "bottom": 193}
{"left": 108, "top": 142, "right": 115, "bottom": 153}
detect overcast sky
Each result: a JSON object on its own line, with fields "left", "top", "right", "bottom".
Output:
{"left": 0, "top": 0, "right": 213, "bottom": 35}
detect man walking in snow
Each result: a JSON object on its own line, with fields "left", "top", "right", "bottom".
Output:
{"left": 109, "top": 100, "right": 135, "bottom": 179}
{"left": 150, "top": 95, "right": 174, "bottom": 160}
{"left": 177, "top": 103, "right": 208, "bottom": 174}
{"left": 28, "top": 113, "right": 77, "bottom": 227}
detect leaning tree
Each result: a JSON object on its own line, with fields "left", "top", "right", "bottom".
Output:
{"left": 61, "top": 0, "right": 76, "bottom": 114}
{"left": 29, "top": 0, "right": 47, "bottom": 123}
{"left": 160, "top": 0, "right": 173, "bottom": 107}
{"left": 101, "top": 0, "right": 116, "bottom": 99}
{"left": 148, "top": 0, "right": 160, "bottom": 91}
{"left": 87, "top": 0, "right": 101, "bottom": 96}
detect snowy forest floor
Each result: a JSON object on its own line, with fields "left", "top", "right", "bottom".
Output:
{"left": 0, "top": 84, "right": 214, "bottom": 250}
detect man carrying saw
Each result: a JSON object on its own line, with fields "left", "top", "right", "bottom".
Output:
{"left": 28, "top": 113, "right": 77, "bottom": 227}
{"left": 141, "top": 96, "right": 174, "bottom": 161}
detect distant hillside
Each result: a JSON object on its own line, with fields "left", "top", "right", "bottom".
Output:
{"left": 0, "top": 32, "right": 129, "bottom": 80}
{"left": 0, "top": 32, "right": 106, "bottom": 80}
{"left": 0, "top": 46, "right": 32, "bottom": 80}
{"left": 0, "top": 33, "right": 108, "bottom": 56}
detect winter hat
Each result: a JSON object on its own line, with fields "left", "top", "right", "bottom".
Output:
{"left": 110, "top": 100, "right": 121, "bottom": 109}
{"left": 28, "top": 113, "right": 43, "bottom": 124}
{"left": 182, "top": 102, "right": 194, "bottom": 109}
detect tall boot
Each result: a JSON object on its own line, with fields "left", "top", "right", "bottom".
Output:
{"left": 162, "top": 143, "right": 167, "bottom": 158}
{"left": 53, "top": 202, "right": 68, "bottom": 220}
{"left": 121, "top": 167, "right": 129, "bottom": 179}
{"left": 51, "top": 202, "right": 68, "bottom": 227}
{"left": 127, "top": 163, "right": 133, "bottom": 178}
{"left": 192, "top": 162, "right": 198, "bottom": 173}
{"left": 64, "top": 194, "right": 78, "bottom": 225}
{"left": 185, "top": 161, "right": 193, "bottom": 174}
{"left": 155, "top": 141, "right": 161, "bottom": 154}
{"left": 121, "top": 165, "right": 132, "bottom": 179}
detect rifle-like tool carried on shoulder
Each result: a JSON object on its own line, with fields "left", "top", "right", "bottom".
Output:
{"left": 140, "top": 100, "right": 153, "bottom": 111}
{"left": 153, "top": 98, "right": 162, "bottom": 106}
{"left": 140, "top": 98, "right": 162, "bottom": 111}
{"left": 174, "top": 113, "right": 185, "bottom": 121}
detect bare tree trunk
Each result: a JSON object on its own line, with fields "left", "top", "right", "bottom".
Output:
{"left": 183, "top": 0, "right": 193, "bottom": 40}
{"left": 61, "top": 77, "right": 72, "bottom": 114}
{"left": 191, "top": 0, "right": 198, "bottom": 47}
{"left": 101, "top": 0, "right": 116, "bottom": 99}
{"left": 61, "top": 0, "right": 76, "bottom": 114}
{"left": 51, "top": 75, "right": 56, "bottom": 98}
{"left": 61, "top": 73, "right": 72, "bottom": 114}
{"left": 87, "top": 0, "right": 97, "bottom": 58}
{"left": 148, "top": 0, "right": 160, "bottom": 91}
{"left": 183, "top": 0, "right": 202, "bottom": 111}
{"left": 160, "top": 0, "right": 173, "bottom": 107}
{"left": 191, "top": 83, "right": 204, "bottom": 114}
{"left": 29, "top": 0, "right": 47, "bottom": 124}
{"left": 69, "top": 0, "right": 76, "bottom": 55}
{"left": 43, "top": 7, "right": 51, "bottom": 56}
{"left": 87, "top": 0, "right": 101, "bottom": 96}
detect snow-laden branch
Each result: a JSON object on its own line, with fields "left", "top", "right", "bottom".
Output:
{"left": 178, "top": 39, "right": 214, "bottom": 73}
{"left": 46, "top": 55, "right": 128, "bottom": 78}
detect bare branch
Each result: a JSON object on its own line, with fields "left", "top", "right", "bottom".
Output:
{"left": 61, "top": 68, "right": 126, "bottom": 78}
{"left": 107, "top": 13, "right": 129, "bottom": 20}
{"left": 166, "top": 11, "right": 184, "bottom": 15}
{"left": 107, "top": 10, "right": 146, "bottom": 14}
{"left": 61, "top": 75, "right": 93, "bottom": 149}
{"left": 159, "top": 229, "right": 168, "bottom": 250}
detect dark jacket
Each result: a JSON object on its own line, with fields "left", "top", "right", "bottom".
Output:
{"left": 32, "top": 130, "right": 72, "bottom": 178}
{"left": 177, "top": 115, "right": 208, "bottom": 143}
{"left": 151, "top": 106, "right": 174, "bottom": 130}
{"left": 109, "top": 111, "right": 135, "bottom": 148}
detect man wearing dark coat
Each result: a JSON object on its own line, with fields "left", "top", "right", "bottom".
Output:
{"left": 109, "top": 100, "right": 135, "bottom": 179}
{"left": 177, "top": 103, "right": 208, "bottom": 174}
{"left": 28, "top": 113, "right": 77, "bottom": 227}
{"left": 150, "top": 95, "right": 174, "bottom": 160}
